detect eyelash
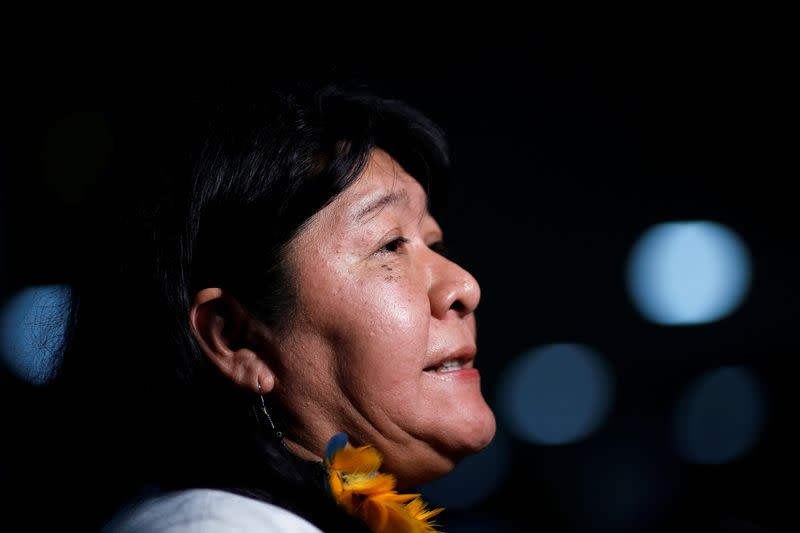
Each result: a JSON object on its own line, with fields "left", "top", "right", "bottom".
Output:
{"left": 377, "top": 237, "right": 450, "bottom": 258}
{"left": 378, "top": 236, "right": 410, "bottom": 254}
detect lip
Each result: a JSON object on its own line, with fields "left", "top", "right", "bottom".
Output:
{"left": 424, "top": 367, "right": 480, "bottom": 381}
{"left": 423, "top": 345, "right": 477, "bottom": 373}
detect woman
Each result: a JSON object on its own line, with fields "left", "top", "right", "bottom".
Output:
{"left": 36, "top": 81, "right": 495, "bottom": 532}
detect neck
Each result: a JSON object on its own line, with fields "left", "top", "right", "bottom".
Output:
{"left": 284, "top": 437, "right": 324, "bottom": 464}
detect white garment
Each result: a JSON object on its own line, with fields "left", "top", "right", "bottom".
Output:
{"left": 102, "top": 488, "right": 324, "bottom": 533}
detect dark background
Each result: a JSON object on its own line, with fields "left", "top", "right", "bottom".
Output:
{"left": 1, "top": 9, "right": 796, "bottom": 532}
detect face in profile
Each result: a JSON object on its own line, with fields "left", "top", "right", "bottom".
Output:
{"left": 270, "top": 148, "right": 496, "bottom": 487}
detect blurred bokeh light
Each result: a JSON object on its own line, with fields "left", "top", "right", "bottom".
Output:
{"left": 673, "top": 366, "right": 766, "bottom": 464}
{"left": 0, "top": 284, "right": 70, "bottom": 385}
{"left": 498, "top": 343, "right": 614, "bottom": 445}
{"left": 626, "top": 221, "right": 751, "bottom": 325}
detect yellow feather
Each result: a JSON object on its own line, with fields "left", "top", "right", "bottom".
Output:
{"left": 342, "top": 472, "right": 396, "bottom": 494}
{"left": 370, "top": 492, "right": 418, "bottom": 505}
{"left": 329, "top": 445, "right": 383, "bottom": 473}
{"left": 325, "top": 434, "right": 445, "bottom": 532}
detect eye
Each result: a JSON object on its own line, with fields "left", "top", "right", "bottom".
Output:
{"left": 377, "top": 236, "right": 410, "bottom": 254}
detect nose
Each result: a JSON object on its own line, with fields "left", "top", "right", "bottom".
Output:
{"left": 428, "top": 253, "right": 481, "bottom": 320}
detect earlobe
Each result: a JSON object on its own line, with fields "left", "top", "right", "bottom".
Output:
{"left": 257, "top": 373, "right": 275, "bottom": 394}
{"left": 188, "top": 287, "right": 276, "bottom": 394}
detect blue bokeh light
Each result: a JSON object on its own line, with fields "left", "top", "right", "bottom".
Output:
{"left": 627, "top": 221, "right": 751, "bottom": 325}
{"left": 674, "top": 366, "right": 766, "bottom": 464}
{"left": 0, "top": 284, "right": 71, "bottom": 385}
{"left": 498, "top": 343, "right": 614, "bottom": 445}
{"left": 422, "top": 430, "right": 511, "bottom": 510}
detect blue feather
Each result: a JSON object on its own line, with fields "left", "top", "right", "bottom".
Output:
{"left": 325, "top": 432, "right": 349, "bottom": 462}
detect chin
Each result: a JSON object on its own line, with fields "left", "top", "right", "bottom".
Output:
{"left": 456, "top": 407, "right": 497, "bottom": 456}
{"left": 399, "top": 408, "right": 497, "bottom": 489}
{"left": 430, "top": 396, "right": 496, "bottom": 456}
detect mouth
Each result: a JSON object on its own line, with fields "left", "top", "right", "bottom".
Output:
{"left": 423, "top": 346, "right": 477, "bottom": 374}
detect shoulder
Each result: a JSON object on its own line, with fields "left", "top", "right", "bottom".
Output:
{"left": 101, "top": 488, "right": 325, "bottom": 533}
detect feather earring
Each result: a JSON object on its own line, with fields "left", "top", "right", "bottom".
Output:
{"left": 324, "top": 433, "right": 444, "bottom": 533}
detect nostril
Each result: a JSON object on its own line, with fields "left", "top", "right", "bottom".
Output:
{"left": 450, "top": 300, "right": 466, "bottom": 313}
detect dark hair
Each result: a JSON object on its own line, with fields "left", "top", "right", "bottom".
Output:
{"left": 25, "top": 81, "right": 452, "bottom": 531}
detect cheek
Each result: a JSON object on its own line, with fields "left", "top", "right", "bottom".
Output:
{"left": 320, "top": 258, "right": 427, "bottom": 338}
{"left": 330, "top": 274, "right": 431, "bottom": 389}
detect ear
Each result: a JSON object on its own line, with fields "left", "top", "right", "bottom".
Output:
{"left": 188, "top": 287, "right": 276, "bottom": 394}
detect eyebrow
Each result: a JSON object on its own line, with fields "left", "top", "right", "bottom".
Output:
{"left": 352, "top": 189, "right": 413, "bottom": 224}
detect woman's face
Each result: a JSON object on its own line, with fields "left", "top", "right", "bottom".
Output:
{"left": 271, "top": 149, "right": 495, "bottom": 487}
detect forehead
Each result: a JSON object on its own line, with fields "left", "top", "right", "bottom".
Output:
{"left": 290, "top": 149, "right": 434, "bottom": 255}
{"left": 336, "top": 149, "right": 429, "bottom": 222}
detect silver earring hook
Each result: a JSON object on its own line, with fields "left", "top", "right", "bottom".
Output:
{"left": 257, "top": 378, "right": 284, "bottom": 440}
